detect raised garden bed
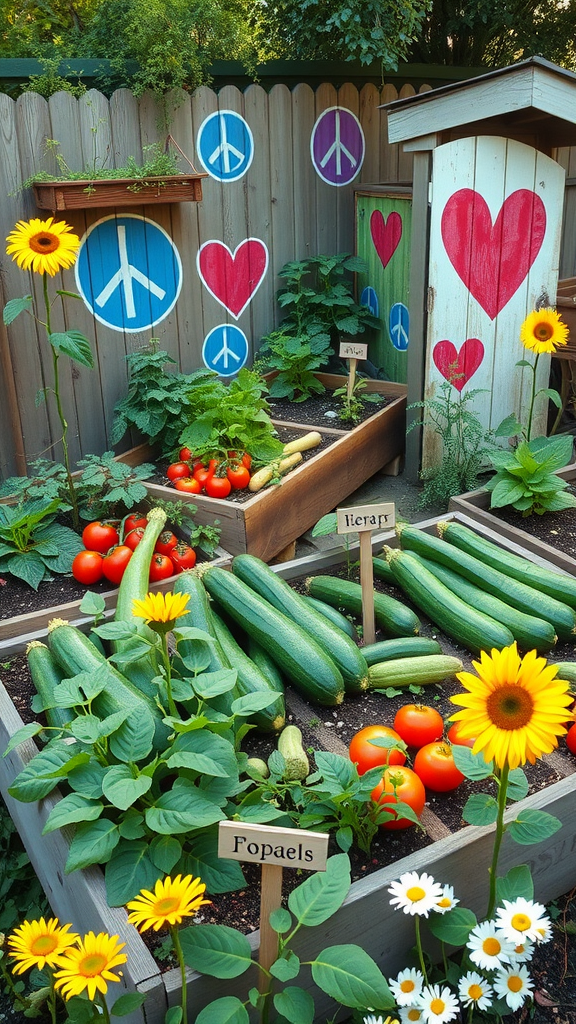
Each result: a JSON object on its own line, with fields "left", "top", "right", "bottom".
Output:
{"left": 33, "top": 174, "right": 206, "bottom": 211}
{"left": 118, "top": 374, "right": 407, "bottom": 562}
{"left": 1, "top": 512, "right": 575, "bottom": 1022}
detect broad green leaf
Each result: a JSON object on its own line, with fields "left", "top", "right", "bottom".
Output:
{"left": 3, "top": 295, "right": 32, "bottom": 324}
{"left": 507, "top": 808, "right": 562, "bottom": 845}
{"left": 109, "top": 708, "right": 155, "bottom": 763}
{"left": 184, "top": 832, "right": 246, "bottom": 894}
{"left": 462, "top": 793, "right": 498, "bottom": 826}
{"left": 79, "top": 591, "right": 106, "bottom": 617}
{"left": 110, "top": 992, "right": 147, "bottom": 1016}
{"left": 495, "top": 864, "right": 534, "bottom": 904}
{"left": 42, "top": 793, "right": 103, "bottom": 834}
{"left": 507, "top": 767, "right": 529, "bottom": 802}
{"left": 164, "top": 1007, "right": 183, "bottom": 1024}
{"left": 117, "top": 809, "right": 146, "bottom": 841}
{"left": 102, "top": 765, "right": 153, "bottom": 810}
{"left": 8, "top": 740, "right": 80, "bottom": 801}
{"left": 3, "top": 723, "right": 44, "bottom": 754}
{"left": 451, "top": 744, "right": 493, "bottom": 780}
{"left": 69, "top": 714, "right": 108, "bottom": 745}
{"left": 194, "top": 997, "right": 248, "bottom": 1024}
{"left": 273, "top": 987, "right": 314, "bottom": 1024}
{"left": 427, "top": 907, "right": 477, "bottom": 946}
{"left": 65, "top": 818, "right": 120, "bottom": 872}
{"left": 269, "top": 907, "right": 292, "bottom": 934}
{"left": 288, "top": 854, "right": 350, "bottom": 926}
{"left": 145, "top": 781, "right": 223, "bottom": 834}
{"left": 105, "top": 840, "right": 159, "bottom": 906}
{"left": 68, "top": 761, "right": 107, "bottom": 799}
{"left": 178, "top": 924, "right": 253, "bottom": 978}
{"left": 166, "top": 729, "right": 236, "bottom": 778}
{"left": 49, "top": 330, "right": 94, "bottom": 368}
{"left": 192, "top": 669, "right": 238, "bottom": 698}
{"left": 94, "top": 622, "right": 140, "bottom": 641}
{"left": 310, "top": 945, "right": 394, "bottom": 1010}
{"left": 314, "top": 750, "right": 356, "bottom": 791}
{"left": 270, "top": 951, "right": 300, "bottom": 981}
{"left": 231, "top": 692, "right": 280, "bottom": 716}
{"left": 149, "top": 834, "right": 182, "bottom": 874}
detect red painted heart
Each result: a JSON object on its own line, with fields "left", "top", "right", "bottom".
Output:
{"left": 433, "top": 338, "right": 485, "bottom": 392}
{"left": 370, "top": 210, "right": 402, "bottom": 268}
{"left": 441, "top": 189, "right": 546, "bottom": 320}
{"left": 197, "top": 238, "right": 269, "bottom": 319}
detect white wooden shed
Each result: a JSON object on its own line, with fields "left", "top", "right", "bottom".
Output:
{"left": 383, "top": 57, "right": 576, "bottom": 476}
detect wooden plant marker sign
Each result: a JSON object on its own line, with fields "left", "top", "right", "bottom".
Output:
{"left": 218, "top": 820, "right": 328, "bottom": 988}
{"left": 339, "top": 341, "right": 368, "bottom": 400}
{"left": 336, "top": 502, "right": 396, "bottom": 644}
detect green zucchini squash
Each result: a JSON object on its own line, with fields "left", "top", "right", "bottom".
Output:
{"left": 172, "top": 572, "right": 236, "bottom": 716}
{"left": 384, "top": 548, "right": 515, "bottom": 654}
{"left": 305, "top": 574, "right": 420, "bottom": 637}
{"left": 26, "top": 641, "right": 74, "bottom": 730}
{"left": 552, "top": 662, "right": 576, "bottom": 685}
{"left": 361, "top": 636, "right": 442, "bottom": 666}
{"left": 399, "top": 524, "right": 576, "bottom": 641}
{"left": 302, "top": 595, "right": 358, "bottom": 639}
{"left": 202, "top": 566, "right": 345, "bottom": 706}
{"left": 211, "top": 612, "right": 285, "bottom": 732}
{"left": 367, "top": 654, "right": 464, "bottom": 689}
{"left": 277, "top": 726, "right": 310, "bottom": 781}
{"left": 247, "top": 638, "right": 286, "bottom": 693}
{"left": 372, "top": 556, "right": 395, "bottom": 584}
{"left": 232, "top": 554, "right": 368, "bottom": 693}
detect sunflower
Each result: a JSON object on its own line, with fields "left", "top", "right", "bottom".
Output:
{"left": 449, "top": 643, "right": 574, "bottom": 769}
{"left": 519, "top": 308, "right": 568, "bottom": 355}
{"left": 6, "top": 217, "right": 80, "bottom": 277}
{"left": 52, "top": 932, "right": 126, "bottom": 1001}
{"left": 8, "top": 918, "right": 79, "bottom": 975}
{"left": 132, "top": 591, "right": 190, "bottom": 631}
{"left": 126, "top": 874, "right": 210, "bottom": 933}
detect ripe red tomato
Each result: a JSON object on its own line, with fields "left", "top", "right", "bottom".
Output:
{"left": 205, "top": 475, "right": 232, "bottom": 499}
{"left": 226, "top": 464, "right": 250, "bottom": 489}
{"left": 81, "top": 521, "right": 120, "bottom": 554}
{"left": 175, "top": 477, "right": 202, "bottom": 494}
{"left": 149, "top": 553, "right": 175, "bottom": 582}
{"left": 123, "top": 513, "right": 147, "bottom": 534}
{"left": 241, "top": 452, "right": 252, "bottom": 470}
{"left": 566, "top": 723, "right": 576, "bottom": 756}
{"left": 170, "top": 543, "right": 197, "bottom": 573}
{"left": 102, "top": 545, "right": 133, "bottom": 584}
{"left": 179, "top": 446, "right": 194, "bottom": 462}
{"left": 72, "top": 550, "right": 104, "bottom": 584}
{"left": 371, "top": 765, "right": 426, "bottom": 830}
{"left": 193, "top": 464, "right": 214, "bottom": 486}
{"left": 447, "top": 720, "right": 476, "bottom": 749}
{"left": 413, "top": 741, "right": 465, "bottom": 792}
{"left": 124, "top": 527, "right": 146, "bottom": 551}
{"left": 155, "top": 531, "right": 178, "bottom": 556}
{"left": 348, "top": 725, "right": 406, "bottom": 775}
{"left": 394, "top": 704, "right": 444, "bottom": 749}
{"left": 167, "top": 462, "right": 191, "bottom": 482}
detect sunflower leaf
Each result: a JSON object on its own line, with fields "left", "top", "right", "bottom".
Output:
{"left": 3, "top": 295, "right": 33, "bottom": 324}
{"left": 507, "top": 809, "right": 562, "bottom": 845}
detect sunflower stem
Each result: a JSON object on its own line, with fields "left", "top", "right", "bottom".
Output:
{"left": 48, "top": 973, "right": 58, "bottom": 1024}
{"left": 97, "top": 990, "right": 112, "bottom": 1024}
{"left": 525, "top": 352, "right": 539, "bottom": 443}
{"left": 486, "top": 762, "right": 510, "bottom": 919}
{"left": 43, "top": 272, "right": 80, "bottom": 531}
{"left": 160, "top": 634, "right": 178, "bottom": 718}
{"left": 414, "top": 916, "right": 428, "bottom": 984}
{"left": 170, "top": 926, "right": 188, "bottom": 1024}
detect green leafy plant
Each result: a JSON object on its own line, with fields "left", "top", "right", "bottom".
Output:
{"left": 19, "top": 138, "right": 184, "bottom": 192}
{"left": 0, "top": 797, "right": 49, "bottom": 933}
{"left": 256, "top": 324, "right": 333, "bottom": 401}
{"left": 485, "top": 434, "right": 576, "bottom": 516}
{"left": 333, "top": 374, "right": 383, "bottom": 424}
{"left": 312, "top": 512, "right": 358, "bottom": 577}
{"left": 152, "top": 499, "right": 222, "bottom": 557}
{"left": 0, "top": 497, "right": 83, "bottom": 589}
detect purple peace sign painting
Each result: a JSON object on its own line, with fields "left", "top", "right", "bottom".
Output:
{"left": 310, "top": 107, "right": 365, "bottom": 186}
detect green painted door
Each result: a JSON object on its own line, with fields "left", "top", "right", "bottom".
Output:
{"left": 355, "top": 190, "right": 412, "bottom": 383}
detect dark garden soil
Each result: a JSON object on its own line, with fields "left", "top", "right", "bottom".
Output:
{"left": 483, "top": 484, "right": 576, "bottom": 561}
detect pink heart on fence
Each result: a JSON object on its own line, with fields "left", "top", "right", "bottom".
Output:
{"left": 370, "top": 210, "right": 402, "bottom": 268}
{"left": 441, "top": 189, "right": 546, "bottom": 320}
{"left": 433, "top": 338, "right": 485, "bottom": 391}
{"left": 197, "top": 238, "right": 269, "bottom": 319}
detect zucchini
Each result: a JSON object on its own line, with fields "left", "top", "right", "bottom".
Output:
{"left": 248, "top": 638, "right": 286, "bottom": 693}
{"left": 384, "top": 548, "right": 515, "bottom": 654}
{"left": 248, "top": 452, "right": 303, "bottom": 492}
{"left": 410, "top": 552, "right": 557, "bottom": 653}
{"left": 232, "top": 554, "right": 369, "bottom": 693}
{"left": 282, "top": 431, "right": 322, "bottom": 456}
{"left": 399, "top": 524, "right": 576, "bottom": 642}
{"left": 277, "top": 726, "right": 310, "bottom": 781}
{"left": 202, "top": 566, "right": 345, "bottom": 706}
{"left": 367, "top": 654, "right": 464, "bottom": 689}
{"left": 305, "top": 574, "right": 420, "bottom": 638}
{"left": 372, "top": 556, "right": 395, "bottom": 584}
{"left": 302, "top": 596, "right": 358, "bottom": 639}
{"left": 211, "top": 612, "right": 285, "bottom": 733}
{"left": 26, "top": 641, "right": 74, "bottom": 730}
{"left": 172, "top": 572, "right": 236, "bottom": 716}
{"left": 362, "top": 637, "right": 442, "bottom": 666}
{"left": 440, "top": 520, "right": 576, "bottom": 610}
{"left": 552, "top": 662, "right": 576, "bottom": 686}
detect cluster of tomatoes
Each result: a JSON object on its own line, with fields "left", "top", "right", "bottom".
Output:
{"left": 166, "top": 447, "right": 252, "bottom": 500}
{"left": 71, "top": 513, "right": 197, "bottom": 586}
{"left": 349, "top": 706, "right": 474, "bottom": 831}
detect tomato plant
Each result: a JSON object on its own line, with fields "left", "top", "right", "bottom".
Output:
{"left": 81, "top": 521, "right": 119, "bottom": 554}
{"left": 226, "top": 464, "right": 250, "bottom": 489}
{"left": 124, "top": 527, "right": 145, "bottom": 551}
{"left": 72, "top": 550, "right": 104, "bottom": 584}
{"left": 155, "top": 531, "right": 178, "bottom": 556}
{"left": 123, "top": 513, "right": 147, "bottom": 534}
{"left": 167, "top": 462, "right": 191, "bottom": 482}
{"left": 170, "top": 543, "right": 197, "bottom": 572}
{"left": 102, "top": 545, "right": 133, "bottom": 584}
{"left": 446, "top": 721, "right": 476, "bottom": 749}
{"left": 205, "top": 475, "right": 232, "bottom": 499}
{"left": 566, "top": 723, "right": 576, "bottom": 756}
{"left": 175, "top": 477, "right": 202, "bottom": 493}
{"left": 179, "top": 446, "right": 194, "bottom": 462}
{"left": 193, "top": 464, "right": 215, "bottom": 486}
{"left": 394, "top": 704, "right": 444, "bottom": 749}
{"left": 348, "top": 725, "right": 406, "bottom": 775}
{"left": 413, "top": 741, "right": 465, "bottom": 792}
{"left": 371, "top": 765, "right": 426, "bottom": 830}
{"left": 149, "top": 553, "right": 175, "bottom": 582}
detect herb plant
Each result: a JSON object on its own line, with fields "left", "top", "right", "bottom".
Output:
{"left": 151, "top": 499, "right": 221, "bottom": 557}
{"left": 333, "top": 374, "right": 383, "bottom": 423}
{"left": 20, "top": 140, "right": 183, "bottom": 191}
{"left": 0, "top": 498, "right": 83, "bottom": 589}
{"left": 256, "top": 324, "right": 333, "bottom": 401}
{"left": 485, "top": 434, "right": 576, "bottom": 516}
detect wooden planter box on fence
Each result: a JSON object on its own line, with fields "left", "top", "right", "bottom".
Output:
{"left": 1, "top": 512, "right": 576, "bottom": 1022}
{"left": 33, "top": 173, "right": 207, "bottom": 211}
{"left": 118, "top": 375, "right": 407, "bottom": 563}
{"left": 448, "top": 463, "right": 576, "bottom": 575}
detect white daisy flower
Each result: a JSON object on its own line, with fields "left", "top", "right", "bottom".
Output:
{"left": 508, "top": 938, "right": 535, "bottom": 964}
{"left": 495, "top": 897, "right": 551, "bottom": 945}
{"left": 457, "top": 971, "right": 493, "bottom": 1011}
{"left": 364, "top": 1016, "right": 399, "bottom": 1024}
{"left": 388, "top": 872, "right": 444, "bottom": 917}
{"left": 433, "top": 884, "right": 459, "bottom": 915}
{"left": 493, "top": 964, "right": 534, "bottom": 1011}
{"left": 399, "top": 1008, "right": 424, "bottom": 1024}
{"left": 389, "top": 968, "right": 425, "bottom": 1006}
{"left": 534, "top": 918, "right": 553, "bottom": 944}
{"left": 416, "top": 984, "right": 460, "bottom": 1024}
{"left": 467, "top": 919, "right": 516, "bottom": 971}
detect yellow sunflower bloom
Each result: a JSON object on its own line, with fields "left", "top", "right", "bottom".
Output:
{"left": 8, "top": 918, "right": 79, "bottom": 975}
{"left": 6, "top": 217, "right": 80, "bottom": 277}
{"left": 520, "top": 309, "right": 569, "bottom": 355}
{"left": 450, "top": 643, "right": 574, "bottom": 769}
{"left": 132, "top": 591, "right": 190, "bottom": 630}
{"left": 53, "top": 932, "right": 127, "bottom": 1001}
{"left": 126, "top": 874, "right": 211, "bottom": 932}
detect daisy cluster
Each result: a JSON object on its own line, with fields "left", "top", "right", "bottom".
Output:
{"left": 370, "top": 872, "right": 553, "bottom": 1024}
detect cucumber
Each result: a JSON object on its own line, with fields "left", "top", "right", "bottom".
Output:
{"left": 211, "top": 612, "right": 285, "bottom": 733}
{"left": 552, "top": 662, "right": 576, "bottom": 685}
{"left": 440, "top": 520, "right": 576, "bottom": 610}
{"left": 277, "top": 726, "right": 310, "bottom": 781}
{"left": 384, "top": 548, "right": 515, "bottom": 654}
{"left": 232, "top": 554, "right": 368, "bottom": 694}
{"left": 372, "top": 556, "right": 395, "bottom": 584}
{"left": 248, "top": 638, "right": 286, "bottom": 693}
{"left": 399, "top": 524, "right": 576, "bottom": 641}
{"left": 305, "top": 574, "right": 421, "bottom": 638}
{"left": 172, "top": 572, "right": 237, "bottom": 717}
{"left": 410, "top": 552, "right": 557, "bottom": 653}
{"left": 361, "top": 637, "right": 442, "bottom": 666}
{"left": 367, "top": 654, "right": 464, "bottom": 689}
{"left": 302, "top": 595, "right": 358, "bottom": 639}
{"left": 202, "top": 566, "right": 345, "bottom": 706}
{"left": 26, "top": 641, "right": 74, "bottom": 730}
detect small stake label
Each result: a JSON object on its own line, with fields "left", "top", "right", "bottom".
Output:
{"left": 336, "top": 502, "right": 396, "bottom": 534}
{"left": 339, "top": 342, "right": 368, "bottom": 360}
{"left": 218, "top": 821, "right": 328, "bottom": 871}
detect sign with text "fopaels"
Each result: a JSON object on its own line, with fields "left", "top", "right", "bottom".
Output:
{"left": 336, "top": 502, "right": 395, "bottom": 534}
{"left": 218, "top": 820, "right": 328, "bottom": 871}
